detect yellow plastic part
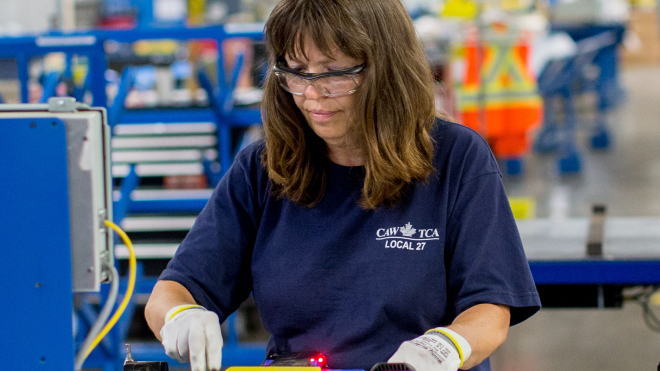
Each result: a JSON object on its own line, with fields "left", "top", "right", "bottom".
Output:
{"left": 133, "top": 40, "right": 179, "bottom": 56}
{"left": 441, "top": 0, "right": 478, "bottom": 19}
{"left": 226, "top": 368, "right": 322, "bottom": 371}
{"left": 509, "top": 197, "right": 536, "bottom": 220}
{"left": 72, "top": 64, "right": 88, "bottom": 86}
{"left": 631, "top": 0, "right": 657, "bottom": 8}
{"left": 499, "top": 0, "right": 534, "bottom": 11}
{"left": 650, "top": 292, "right": 660, "bottom": 306}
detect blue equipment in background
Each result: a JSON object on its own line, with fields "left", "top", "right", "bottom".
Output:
{"left": 0, "top": 34, "right": 107, "bottom": 107}
{"left": 0, "top": 24, "right": 263, "bottom": 183}
{"left": 534, "top": 25, "right": 625, "bottom": 174}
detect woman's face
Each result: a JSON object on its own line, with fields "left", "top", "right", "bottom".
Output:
{"left": 284, "top": 36, "right": 364, "bottom": 149}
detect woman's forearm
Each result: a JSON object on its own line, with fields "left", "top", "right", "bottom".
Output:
{"left": 447, "top": 303, "right": 511, "bottom": 369}
{"left": 145, "top": 280, "right": 197, "bottom": 341}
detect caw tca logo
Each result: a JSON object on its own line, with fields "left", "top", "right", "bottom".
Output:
{"left": 376, "top": 222, "right": 440, "bottom": 251}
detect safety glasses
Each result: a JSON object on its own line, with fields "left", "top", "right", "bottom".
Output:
{"left": 273, "top": 60, "right": 366, "bottom": 98}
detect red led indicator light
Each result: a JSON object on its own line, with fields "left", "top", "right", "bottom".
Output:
{"left": 319, "top": 357, "right": 324, "bottom": 363}
{"left": 310, "top": 358, "right": 315, "bottom": 363}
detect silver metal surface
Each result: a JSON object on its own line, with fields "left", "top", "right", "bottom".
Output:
{"left": 114, "top": 243, "right": 179, "bottom": 259}
{"left": 111, "top": 149, "right": 217, "bottom": 163}
{"left": 125, "top": 344, "right": 135, "bottom": 363}
{"left": 111, "top": 188, "right": 214, "bottom": 201}
{"left": 48, "top": 97, "right": 77, "bottom": 112}
{"left": 113, "top": 122, "right": 216, "bottom": 135}
{"left": 517, "top": 217, "right": 660, "bottom": 260}
{"left": 112, "top": 162, "right": 204, "bottom": 177}
{"left": 63, "top": 112, "right": 113, "bottom": 291}
{"left": 111, "top": 135, "right": 217, "bottom": 149}
{"left": 120, "top": 216, "right": 196, "bottom": 231}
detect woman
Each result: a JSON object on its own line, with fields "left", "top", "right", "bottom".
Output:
{"left": 145, "top": 0, "right": 541, "bottom": 370}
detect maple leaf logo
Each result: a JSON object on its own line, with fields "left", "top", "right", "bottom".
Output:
{"left": 400, "top": 222, "right": 417, "bottom": 237}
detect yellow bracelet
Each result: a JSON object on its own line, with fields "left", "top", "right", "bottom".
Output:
{"left": 167, "top": 304, "right": 205, "bottom": 322}
{"left": 425, "top": 327, "right": 465, "bottom": 367}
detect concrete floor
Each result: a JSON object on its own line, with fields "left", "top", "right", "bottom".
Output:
{"left": 491, "top": 304, "right": 660, "bottom": 371}
{"left": 492, "top": 67, "right": 660, "bottom": 371}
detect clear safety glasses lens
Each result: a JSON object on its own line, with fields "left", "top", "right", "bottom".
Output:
{"left": 274, "top": 72, "right": 360, "bottom": 98}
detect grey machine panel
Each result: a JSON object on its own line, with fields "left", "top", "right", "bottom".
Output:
{"left": 0, "top": 100, "right": 114, "bottom": 292}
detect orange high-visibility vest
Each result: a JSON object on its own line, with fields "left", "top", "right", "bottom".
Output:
{"left": 455, "top": 29, "right": 542, "bottom": 157}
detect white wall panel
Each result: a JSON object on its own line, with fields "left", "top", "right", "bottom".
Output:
{"left": 0, "top": 0, "right": 57, "bottom": 34}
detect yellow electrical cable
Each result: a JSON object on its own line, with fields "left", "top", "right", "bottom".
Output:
{"left": 83, "top": 220, "right": 137, "bottom": 360}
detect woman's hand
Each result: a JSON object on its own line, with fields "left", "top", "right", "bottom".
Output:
{"left": 146, "top": 280, "right": 223, "bottom": 371}
{"left": 388, "top": 304, "right": 510, "bottom": 370}
{"left": 160, "top": 305, "right": 223, "bottom": 371}
{"left": 388, "top": 328, "right": 470, "bottom": 371}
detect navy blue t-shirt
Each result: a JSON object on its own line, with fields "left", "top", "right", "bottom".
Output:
{"left": 159, "top": 119, "right": 541, "bottom": 371}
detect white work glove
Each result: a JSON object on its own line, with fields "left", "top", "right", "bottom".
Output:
{"left": 160, "top": 304, "right": 223, "bottom": 371}
{"left": 388, "top": 327, "right": 472, "bottom": 371}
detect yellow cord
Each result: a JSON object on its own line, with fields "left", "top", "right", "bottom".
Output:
{"left": 83, "top": 220, "right": 137, "bottom": 359}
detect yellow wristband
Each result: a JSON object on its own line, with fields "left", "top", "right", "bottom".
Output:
{"left": 425, "top": 327, "right": 466, "bottom": 367}
{"left": 166, "top": 304, "right": 205, "bottom": 322}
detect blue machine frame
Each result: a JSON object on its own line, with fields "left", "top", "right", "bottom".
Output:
{"left": 531, "top": 260, "right": 660, "bottom": 285}
{"left": 0, "top": 117, "right": 75, "bottom": 370}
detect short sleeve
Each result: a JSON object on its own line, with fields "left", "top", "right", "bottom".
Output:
{"left": 158, "top": 143, "right": 265, "bottom": 322}
{"left": 444, "top": 156, "right": 540, "bottom": 326}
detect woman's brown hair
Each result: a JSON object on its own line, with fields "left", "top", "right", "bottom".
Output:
{"left": 261, "top": 0, "right": 436, "bottom": 209}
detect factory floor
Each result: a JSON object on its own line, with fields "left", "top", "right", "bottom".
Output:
{"left": 491, "top": 66, "right": 660, "bottom": 371}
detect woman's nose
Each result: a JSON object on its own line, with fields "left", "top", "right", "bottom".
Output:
{"left": 303, "top": 82, "right": 323, "bottom": 99}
